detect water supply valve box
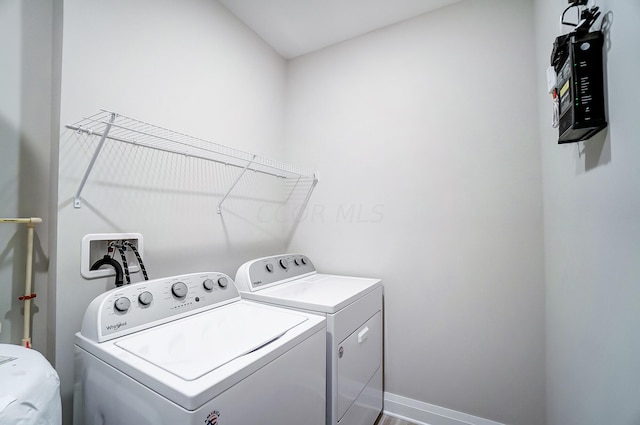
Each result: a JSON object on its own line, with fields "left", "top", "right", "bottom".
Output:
{"left": 81, "top": 233, "right": 143, "bottom": 280}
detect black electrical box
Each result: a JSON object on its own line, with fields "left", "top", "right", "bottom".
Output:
{"left": 554, "top": 31, "right": 607, "bottom": 143}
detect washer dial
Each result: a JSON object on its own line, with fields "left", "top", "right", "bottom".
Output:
{"left": 203, "top": 279, "right": 215, "bottom": 291}
{"left": 114, "top": 297, "right": 131, "bottom": 313}
{"left": 218, "top": 277, "right": 228, "bottom": 288}
{"left": 138, "top": 291, "right": 153, "bottom": 306}
{"left": 279, "top": 258, "right": 289, "bottom": 269}
{"left": 171, "top": 281, "right": 188, "bottom": 298}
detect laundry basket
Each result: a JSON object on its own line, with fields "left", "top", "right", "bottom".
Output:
{"left": 0, "top": 344, "right": 61, "bottom": 425}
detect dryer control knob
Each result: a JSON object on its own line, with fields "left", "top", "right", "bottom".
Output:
{"left": 138, "top": 291, "right": 153, "bottom": 306}
{"left": 294, "top": 258, "right": 301, "bottom": 266}
{"left": 218, "top": 277, "right": 228, "bottom": 288}
{"left": 300, "top": 257, "right": 307, "bottom": 265}
{"left": 171, "top": 282, "right": 188, "bottom": 298}
{"left": 203, "top": 279, "right": 215, "bottom": 291}
{"left": 265, "top": 263, "right": 274, "bottom": 272}
{"left": 279, "top": 259, "right": 289, "bottom": 269}
{"left": 114, "top": 297, "right": 131, "bottom": 313}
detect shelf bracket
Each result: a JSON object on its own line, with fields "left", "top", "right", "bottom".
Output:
{"left": 285, "top": 172, "right": 319, "bottom": 242}
{"left": 284, "top": 176, "right": 302, "bottom": 203}
{"left": 217, "top": 155, "right": 256, "bottom": 214}
{"left": 73, "top": 113, "right": 116, "bottom": 208}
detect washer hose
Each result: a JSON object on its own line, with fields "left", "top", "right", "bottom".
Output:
{"left": 110, "top": 243, "right": 131, "bottom": 285}
{"left": 124, "top": 241, "right": 148, "bottom": 280}
{"left": 90, "top": 255, "right": 124, "bottom": 287}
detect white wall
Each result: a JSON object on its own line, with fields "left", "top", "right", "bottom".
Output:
{"left": 55, "top": 0, "right": 289, "bottom": 423}
{"left": 284, "top": 1, "right": 545, "bottom": 424}
{"left": 0, "top": 0, "right": 22, "bottom": 345}
{"left": 0, "top": 0, "right": 53, "bottom": 356}
{"left": 534, "top": 1, "right": 640, "bottom": 424}
{"left": 19, "top": 1, "right": 638, "bottom": 424}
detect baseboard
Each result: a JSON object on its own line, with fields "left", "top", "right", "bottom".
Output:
{"left": 383, "top": 392, "right": 506, "bottom": 425}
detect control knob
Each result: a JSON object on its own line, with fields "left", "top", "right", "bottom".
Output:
{"left": 171, "top": 281, "right": 188, "bottom": 298}
{"left": 114, "top": 297, "right": 131, "bottom": 313}
{"left": 279, "top": 258, "right": 289, "bottom": 269}
{"left": 203, "top": 279, "right": 215, "bottom": 291}
{"left": 218, "top": 277, "right": 228, "bottom": 288}
{"left": 265, "top": 263, "right": 274, "bottom": 272}
{"left": 138, "top": 291, "right": 153, "bottom": 306}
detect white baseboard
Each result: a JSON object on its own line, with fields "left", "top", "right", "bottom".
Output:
{"left": 383, "top": 392, "right": 506, "bottom": 425}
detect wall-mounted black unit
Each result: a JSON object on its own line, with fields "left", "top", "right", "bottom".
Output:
{"left": 553, "top": 30, "right": 607, "bottom": 144}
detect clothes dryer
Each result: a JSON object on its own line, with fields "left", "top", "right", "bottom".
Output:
{"left": 235, "top": 254, "right": 382, "bottom": 425}
{"left": 74, "top": 272, "right": 326, "bottom": 425}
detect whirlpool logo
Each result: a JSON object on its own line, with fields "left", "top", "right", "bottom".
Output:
{"left": 105, "top": 321, "right": 127, "bottom": 331}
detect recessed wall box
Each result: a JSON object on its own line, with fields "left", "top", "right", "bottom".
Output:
{"left": 81, "top": 233, "right": 144, "bottom": 280}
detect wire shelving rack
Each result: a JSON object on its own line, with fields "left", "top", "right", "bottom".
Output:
{"left": 66, "top": 109, "right": 319, "bottom": 213}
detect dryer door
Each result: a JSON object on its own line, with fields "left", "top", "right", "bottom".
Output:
{"left": 336, "top": 311, "right": 382, "bottom": 421}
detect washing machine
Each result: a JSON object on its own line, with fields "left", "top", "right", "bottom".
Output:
{"left": 74, "top": 271, "right": 326, "bottom": 425}
{"left": 0, "top": 343, "right": 61, "bottom": 425}
{"left": 235, "top": 254, "right": 383, "bottom": 425}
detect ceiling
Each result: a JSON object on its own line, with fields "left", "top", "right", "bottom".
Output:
{"left": 218, "top": 0, "right": 461, "bottom": 59}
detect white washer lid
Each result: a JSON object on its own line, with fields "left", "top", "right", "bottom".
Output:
{"left": 247, "top": 274, "right": 381, "bottom": 314}
{"left": 115, "top": 302, "right": 306, "bottom": 381}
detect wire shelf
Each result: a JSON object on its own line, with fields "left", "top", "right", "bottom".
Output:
{"left": 66, "top": 109, "right": 318, "bottom": 213}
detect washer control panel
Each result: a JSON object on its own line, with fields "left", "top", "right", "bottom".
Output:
{"left": 238, "top": 254, "right": 316, "bottom": 292}
{"left": 80, "top": 272, "right": 240, "bottom": 342}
